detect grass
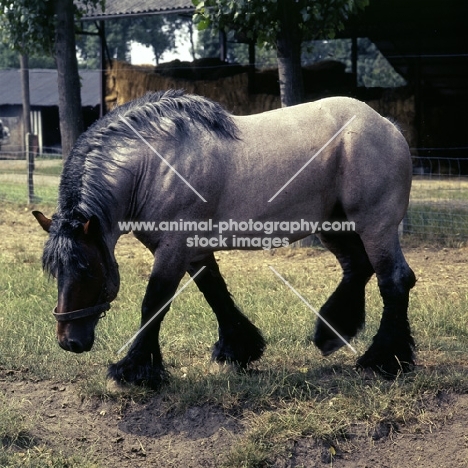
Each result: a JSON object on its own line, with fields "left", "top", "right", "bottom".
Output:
{"left": 0, "top": 448, "right": 101, "bottom": 468}
{"left": 0, "top": 158, "right": 62, "bottom": 205}
{"left": 1, "top": 225, "right": 468, "bottom": 466}
{"left": 406, "top": 204, "right": 468, "bottom": 245}
{"left": 405, "top": 177, "right": 468, "bottom": 244}
{"left": 411, "top": 176, "right": 468, "bottom": 202}
{"left": 0, "top": 176, "right": 468, "bottom": 466}
{"left": 0, "top": 158, "right": 63, "bottom": 177}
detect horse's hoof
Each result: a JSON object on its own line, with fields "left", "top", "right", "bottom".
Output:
{"left": 356, "top": 353, "right": 414, "bottom": 378}
{"left": 107, "top": 360, "right": 169, "bottom": 390}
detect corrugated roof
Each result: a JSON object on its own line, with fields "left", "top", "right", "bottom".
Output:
{"left": 0, "top": 69, "right": 100, "bottom": 107}
{"left": 82, "top": 0, "right": 194, "bottom": 20}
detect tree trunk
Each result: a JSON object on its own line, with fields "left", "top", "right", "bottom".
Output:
{"left": 54, "top": 0, "right": 83, "bottom": 159}
{"left": 276, "top": 0, "right": 304, "bottom": 107}
{"left": 20, "top": 55, "right": 31, "bottom": 136}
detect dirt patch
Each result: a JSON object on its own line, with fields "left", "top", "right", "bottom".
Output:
{"left": 1, "top": 377, "right": 241, "bottom": 468}
{"left": 275, "top": 394, "right": 468, "bottom": 467}
{"left": 1, "top": 376, "right": 467, "bottom": 467}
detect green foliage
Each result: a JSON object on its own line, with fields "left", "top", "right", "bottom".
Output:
{"left": 127, "top": 15, "right": 184, "bottom": 65}
{"left": 0, "top": 0, "right": 54, "bottom": 54}
{"left": 193, "top": 0, "right": 370, "bottom": 46}
{"left": 0, "top": 0, "right": 104, "bottom": 55}
{"left": 0, "top": 42, "right": 56, "bottom": 68}
{"left": 77, "top": 19, "right": 133, "bottom": 68}
{"left": 77, "top": 14, "right": 190, "bottom": 69}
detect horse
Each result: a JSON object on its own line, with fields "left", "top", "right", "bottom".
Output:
{"left": 33, "top": 90, "right": 416, "bottom": 389}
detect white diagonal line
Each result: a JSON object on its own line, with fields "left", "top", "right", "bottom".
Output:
{"left": 119, "top": 115, "right": 207, "bottom": 202}
{"left": 268, "top": 266, "right": 357, "bottom": 354}
{"left": 117, "top": 266, "right": 206, "bottom": 355}
{"left": 268, "top": 115, "right": 356, "bottom": 203}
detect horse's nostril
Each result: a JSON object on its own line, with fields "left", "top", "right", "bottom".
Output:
{"left": 59, "top": 339, "right": 85, "bottom": 354}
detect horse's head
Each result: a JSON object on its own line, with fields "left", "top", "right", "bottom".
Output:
{"left": 33, "top": 211, "right": 120, "bottom": 353}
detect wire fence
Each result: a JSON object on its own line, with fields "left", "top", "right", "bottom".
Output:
{"left": 407, "top": 156, "right": 468, "bottom": 245}
{"left": 1, "top": 153, "right": 467, "bottom": 245}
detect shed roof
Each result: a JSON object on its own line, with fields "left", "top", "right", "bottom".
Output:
{"left": 0, "top": 69, "right": 100, "bottom": 107}
{"left": 82, "top": 0, "right": 194, "bottom": 20}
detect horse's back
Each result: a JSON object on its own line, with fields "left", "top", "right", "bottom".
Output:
{"left": 225, "top": 97, "right": 412, "bottom": 227}
{"left": 235, "top": 96, "right": 409, "bottom": 165}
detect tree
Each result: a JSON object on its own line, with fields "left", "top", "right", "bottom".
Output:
{"left": 54, "top": 0, "right": 84, "bottom": 159}
{"left": 193, "top": 0, "right": 369, "bottom": 106}
{"left": 77, "top": 18, "right": 134, "bottom": 68}
{"left": 0, "top": 42, "right": 56, "bottom": 69}
{"left": 0, "top": 0, "right": 104, "bottom": 158}
{"left": 128, "top": 15, "right": 182, "bottom": 65}
{"left": 77, "top": 15, "right": 190, "bottom": 69}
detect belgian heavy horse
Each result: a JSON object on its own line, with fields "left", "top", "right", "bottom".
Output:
{"left": 33, "top": 90, "right": 416, "bottom": 389}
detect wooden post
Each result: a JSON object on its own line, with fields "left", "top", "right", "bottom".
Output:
{"left": 26, "top": 133, "right": 35, "bottom": 203}
{"left": 248, "top": 40, "right": 256, "bottom": 94}
{"left": 219, "top": 30, "right": 227, "bottom": 62}
{"left": 351, "top": 35, "right": 358, "bottom": 88}
{"left": 99, "top": 20, "right": 106, "bottom": 118}
{"left": 20, "top": 54, "right": 36, "bottom": 203}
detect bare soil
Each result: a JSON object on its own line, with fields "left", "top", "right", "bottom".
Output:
{"left": 1, "top": 207, "right": 468, "bottom": 467}
{"left": 1, "top": 377, "right": 467, "bottom": 467}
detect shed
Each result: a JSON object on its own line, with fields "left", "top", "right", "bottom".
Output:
{"left": 0, "top": 69, "right": 100, "bottom": 156}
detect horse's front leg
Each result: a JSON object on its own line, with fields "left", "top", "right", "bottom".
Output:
{"left": 108, "top": 255, "right": 187, "bottom": 389}
{"left": 188, "top": 253, "right": 266, "bottom": 368}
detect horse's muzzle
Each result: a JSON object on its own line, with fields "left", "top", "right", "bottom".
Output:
{"left": 54, "top": 303, "right": 110, "bottom": 353}
{"left": 58, "top": 337, "right": 92, "bottom": 353}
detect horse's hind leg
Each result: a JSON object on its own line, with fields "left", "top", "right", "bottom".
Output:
{"left": 188, "top": 253, "right": 266, "bottom": 367}
{"left": 357, "top": 228, "right": 416, "bottom": 375}
{"left": 314, "top": 231, "right": 375, "bottom": 355}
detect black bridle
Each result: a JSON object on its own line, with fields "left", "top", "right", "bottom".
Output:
{"left": 52, "top": 302, "right": 110, "bottom": 322}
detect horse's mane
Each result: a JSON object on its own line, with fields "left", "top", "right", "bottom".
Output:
{"left": 105, "top": 89, "right": 239, "bottom": 141}
{"left": 44, "top": 90, "right": 238, "bottom": 276}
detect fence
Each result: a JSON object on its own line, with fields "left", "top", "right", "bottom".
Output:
{"left": 1, "top": 153, "right": 467, "bottom": 245}
{"left": 407, "top": 156, "right": 468, "bottom": 244}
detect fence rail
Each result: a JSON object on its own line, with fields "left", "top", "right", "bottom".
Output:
{"left": 1, "top": 153, "right": 467, "bottom": 245}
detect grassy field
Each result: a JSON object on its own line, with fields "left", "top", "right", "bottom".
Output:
{"left": 0, "top": 158, "right": 61, "bottom": 206}
{"left": 407, "top": 176, "right": 468, "bottom": 245}
{"left": 0, "top": 197, "right": 468, "bottom": 468}
{"left": 0, "top": 162, "right": 467, "bottom": 466}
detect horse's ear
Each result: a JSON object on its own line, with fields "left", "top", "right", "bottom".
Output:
{"left": 32, "top": 211, "right": 52, "bottom": 233}
{"left": 83, "top": 215, "right": 101, "bottom": 238}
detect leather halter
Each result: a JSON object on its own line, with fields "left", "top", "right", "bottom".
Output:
{"left": 52, "top": 302, "right": 110, "bottom": 322}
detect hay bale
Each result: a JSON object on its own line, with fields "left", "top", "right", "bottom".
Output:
{"left": 106, "top": 61, "right": 280, "bottom": 116}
